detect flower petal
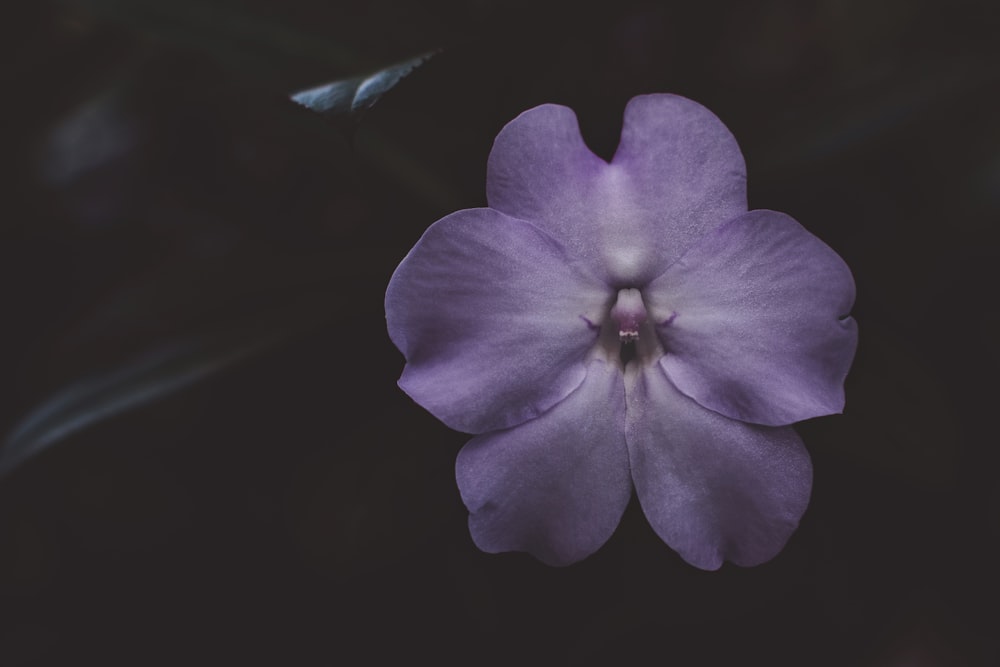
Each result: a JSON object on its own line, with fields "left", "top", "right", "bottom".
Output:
{"left": 645, "top": 209, "right": 858, "bottom": 426}
{"left": 456, "top": 360, "right": 631, "bottom": 566}
{"left": 486, "top": 95, "right": 748, "bottom": 283}
{"left": 485, "top": 104, "right": 610, "bottom": 266}
{"left": 385, "top": 208, "right": 610, "bottom": 434}
{"left": 625, "top": 365, "right": 812, "bottom": 570}
{"left": 611, "top": 94, "right": 748, "bottom": 269}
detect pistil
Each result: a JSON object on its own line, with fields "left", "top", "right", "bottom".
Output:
{"left": 610, "top": 288, "right": 647, "bottom": 342}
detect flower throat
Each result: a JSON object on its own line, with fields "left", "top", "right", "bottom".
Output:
{"left": 610, "top": 287, "right": 648, "bottom": 367}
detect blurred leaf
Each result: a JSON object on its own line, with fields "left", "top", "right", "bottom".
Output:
{"left": 291, "top": 51, "right": 436, "bottom": 121}
{"left": 0, "top": 322, "right": 304, "bottom": 477}
{"left": 292, "top": 51, "right": 465, "bottom": 211}
{"left": 0, "top": 37, "right": 405, "bottom": 478}
{"left": 0, "top": 239, "right": 392, "bottom": 478}
{"left": 67, "top": 0, "right": 365, "bottom": 82}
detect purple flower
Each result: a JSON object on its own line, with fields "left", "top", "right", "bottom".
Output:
{"left": 385, "top": 94, "right": 857, "bottom": 568}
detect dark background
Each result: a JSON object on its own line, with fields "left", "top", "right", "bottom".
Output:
{"left": 1, "top": 0, "right": 998, "bottom": 664}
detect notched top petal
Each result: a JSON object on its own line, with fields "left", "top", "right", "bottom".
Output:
{"left": 612, "top": 94, "right": 748, "bottom": 269}
{"left": 487, "top": 94, "right": 749, "bottom": 284}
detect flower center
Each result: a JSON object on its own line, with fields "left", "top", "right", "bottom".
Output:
{"left": 588, "top": 288, "right": 662, "bottom": 369}
{"left": 610, "top": 288, "right": 647, "bottom": 342}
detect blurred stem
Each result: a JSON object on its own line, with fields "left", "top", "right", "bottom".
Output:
{"left": 355, "top": 125, "right": 465, "bottom": 214}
